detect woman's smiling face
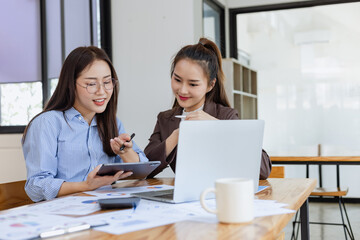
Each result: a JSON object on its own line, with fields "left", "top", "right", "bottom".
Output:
{"left": 73, "top": 60, "right": 113, "bottom": 122}
{"left": 171, "top": 59, "right": 214, "bottom": 112}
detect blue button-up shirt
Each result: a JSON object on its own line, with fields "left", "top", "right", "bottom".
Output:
{"left": 23, "top": 108, "right": 148, "bottom": 202}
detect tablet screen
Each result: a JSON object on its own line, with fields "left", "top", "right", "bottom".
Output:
{"left": 96, "top": 161, "right": 161, "bottom": 180}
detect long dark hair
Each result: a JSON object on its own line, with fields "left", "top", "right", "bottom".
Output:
{"left": 23, "top": 46, "right": 119, "bottom": 157}
{"left": 170, "top": 37, "right": 230, "bottom": 110}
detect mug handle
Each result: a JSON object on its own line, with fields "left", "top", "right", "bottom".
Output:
{"left": 200, "top": 188, "right": 217, "bottom": 214}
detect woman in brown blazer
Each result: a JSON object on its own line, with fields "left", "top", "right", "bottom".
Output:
{"left": 145, "top": 38, "right": 272, "bottom": 179}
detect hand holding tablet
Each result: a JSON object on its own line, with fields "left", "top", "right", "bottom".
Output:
{"left": 96, "top": 161, "right": 161, "bottom": 180}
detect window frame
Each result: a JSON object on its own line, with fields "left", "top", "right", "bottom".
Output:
{"left": 203, "top": 0, "right": 226, "bottom": 58}
{"left": 229, "top": 0, "right": 360, "bottom": 203}
{"left": 0, "top": 0, "right": 112, "bottom": 134}
{"left": 229, "top": 0, "right": 360, "bottom": 59}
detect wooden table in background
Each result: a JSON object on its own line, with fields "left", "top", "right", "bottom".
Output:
{"left": 0, "top": 178, "right": 316, "bottom": 240}
{"left": 270, "top": 156, "right": 360, "bottom": 187}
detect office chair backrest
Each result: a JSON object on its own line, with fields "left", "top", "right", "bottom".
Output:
{"left": 0, "top": 180, "right": 32, "bottom": 210}
{"left": 269, "top": 166, "right": 285, "bottom": 178}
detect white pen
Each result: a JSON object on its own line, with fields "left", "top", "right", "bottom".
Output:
{"left": 37, "top": 222, "right": 108, "bottom": 239}
{"left": 39, "top": 223, "right": 91, "bottom": 238}
{"left": 175, "top": 115, "right": 186, "bottom": 119}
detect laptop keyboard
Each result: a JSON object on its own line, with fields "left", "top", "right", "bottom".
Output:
{"left": 136, "top": 189, "right": 174, "bottom": 199}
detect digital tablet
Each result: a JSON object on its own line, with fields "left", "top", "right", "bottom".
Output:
{"left": 96, "top": 161, "right": 161, "bottom": 180}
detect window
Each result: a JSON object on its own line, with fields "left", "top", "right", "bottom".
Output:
{"left": 203, "top": 0, "right": 225, "bottom": 57}
{"left": 0, "top": 1, "right": 42, "bottom": 129}
{"left": 0, "top": 0, "right": 111, "bottom": 133}
{"left": 230, "top": 1, "right": 360, "bottom": 156}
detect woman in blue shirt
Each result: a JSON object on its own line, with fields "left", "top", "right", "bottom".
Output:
{"left": 22, "top": 46, "right": 148, "bottom": 202}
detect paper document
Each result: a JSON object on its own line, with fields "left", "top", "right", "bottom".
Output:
{"left": 78, "top": 198, "right": 294, "bottom": 236}
{"left": 77, "top": 199, "right": 210, "bottom": 235}
{"left": 0, "top": 212, "right": 74, "bottom": 240}
{"left": 0, "top": 184, "right": 293, "bottom": 238}
{"left": 25, "top": 196, "right": 101, "bottom": 215}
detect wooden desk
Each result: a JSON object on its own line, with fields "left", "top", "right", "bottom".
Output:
{"left": 271, "top": 156, "right": 360, "bottom": 187}
{"left": 0, "top": 178, "right": 316, "bottom": 240}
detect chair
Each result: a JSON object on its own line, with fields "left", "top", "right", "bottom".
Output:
{"left": 0, "top": 180, "right": 33, "bottom": 211}
{"left": 269, "top": 166, "right": 285, "bottom": 240}
{"left": 291, "top": 170, "right": 355, "bottom": 240}
{"left": 269, "top": 166, "right": 285, "bottom": 178}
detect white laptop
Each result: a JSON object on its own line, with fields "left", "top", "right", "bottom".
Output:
{"left": 132, "top": 120, "right": 264, "bottom": 203}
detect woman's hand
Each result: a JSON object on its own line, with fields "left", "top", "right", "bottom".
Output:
{"left": 165, "top": 128, "right": 179, "bottom": 157}
{"left": 58, "top": 165, "right": 133, "bottom": 196}
{"left": 110, "top": 133, "right": 140, "bottom": 162}
{"left": 84, "top": 165, "right": 133, "bottom": 191}
{"left": 110, "top": 133, "right": 134, "bottom": 155}
{"left": 185, "top": 110, "right": 218, "bottom": 120}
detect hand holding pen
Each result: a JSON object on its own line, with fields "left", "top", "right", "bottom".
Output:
{"left": 176, "top": 111, "right": 217, "bottom": 121}
{"left": 110, "top": 133, "right": 135, "bottom": 155}
{"left": 120, "top": 133, "right": 135, "bottom": 151}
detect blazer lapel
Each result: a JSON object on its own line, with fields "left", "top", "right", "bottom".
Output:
{"left": 203, "top": 101, "right": 217, "bottom": 117}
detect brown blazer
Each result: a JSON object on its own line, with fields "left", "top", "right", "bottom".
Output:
{"left": 144, "top": 101, "right": 272, "bottom": 179}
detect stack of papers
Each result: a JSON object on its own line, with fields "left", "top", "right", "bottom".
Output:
{"left": 0, "top": 184, "right": 295, "bottom": 239}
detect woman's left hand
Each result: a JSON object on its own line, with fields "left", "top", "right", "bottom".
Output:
{"left": 185, "top": 110, "right": 218, "bottom": 120}
{"left": 110, "top": 133, "right": 134, "bottom": 155}
{"left": 84, "top": 165, "right": 133, "bottom": 191}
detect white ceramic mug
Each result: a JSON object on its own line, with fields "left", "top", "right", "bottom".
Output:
{"left": 200, "top": 178, "right": 254, "bottom": 223}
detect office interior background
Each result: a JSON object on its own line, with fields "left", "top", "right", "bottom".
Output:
{"left": 0, "top": 0, "right": 359, "bottom": 201}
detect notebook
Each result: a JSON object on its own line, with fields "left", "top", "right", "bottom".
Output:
{"left": 132, "top": 120, "right": 264, "bottom": 203}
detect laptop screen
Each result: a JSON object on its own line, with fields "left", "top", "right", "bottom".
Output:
{"left": 173, "top": 120, "right": 264, "bottom": 203}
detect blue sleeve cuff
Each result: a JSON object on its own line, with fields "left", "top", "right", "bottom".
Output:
{"left": 25, "top": 177, "right": 65, "bottom": 202}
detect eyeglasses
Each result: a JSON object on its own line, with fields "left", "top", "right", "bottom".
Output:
{"left": 77, "top": 78, "right": 117, "bottom": 94}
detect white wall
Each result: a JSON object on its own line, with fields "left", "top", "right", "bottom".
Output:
{"left": 111, "top": 0, "right": 203, "bottom": 176}
{"left": 0, "top": 134, "right": 26, "bottom": 183}
{"left": 111, "top": 0, "right": 202, "bottom": 149}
